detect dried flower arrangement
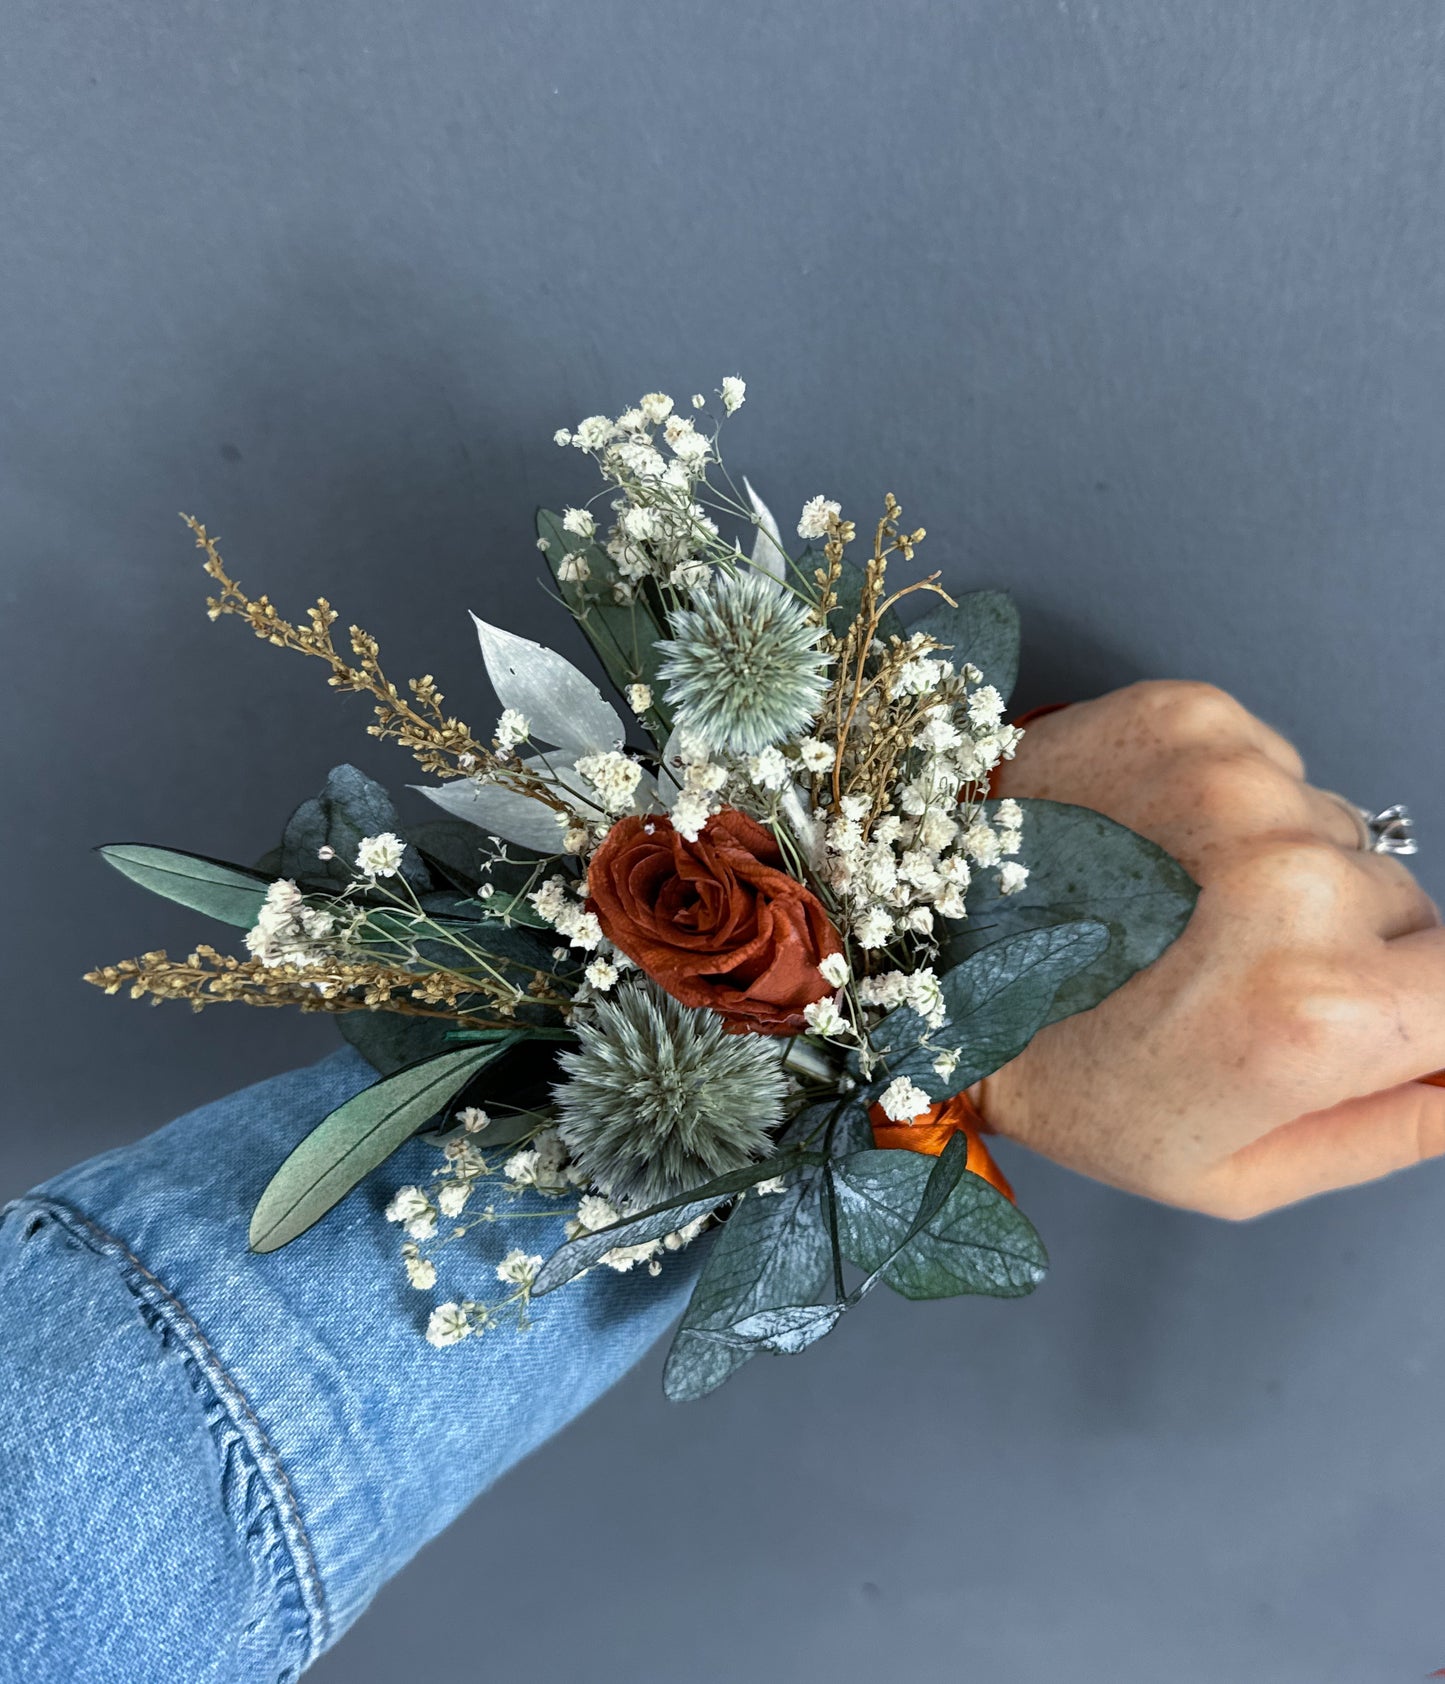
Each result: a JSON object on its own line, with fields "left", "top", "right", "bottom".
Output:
{"left": 88, "top": 380, "right": 1197, "bottom": 1399}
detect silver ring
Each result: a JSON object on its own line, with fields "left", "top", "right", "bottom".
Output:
{"left": 1322, "top": 792, "right": 1419, "bottom": 856}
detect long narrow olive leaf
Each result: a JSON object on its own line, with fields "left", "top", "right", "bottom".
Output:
{"left": 98, "top": 844, "right": 274, "bottom": 928}
{"left": 249, "top": 1039, "right": 519, "bottom": 1253}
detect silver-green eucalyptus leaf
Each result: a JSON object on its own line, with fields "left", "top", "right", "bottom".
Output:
{"left": 470, "top": 612, "right": 625, "bottom": 754}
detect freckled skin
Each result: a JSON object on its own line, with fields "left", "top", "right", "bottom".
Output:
{"left": 982, "top": 681, "right": 1445, "bottom": 1219}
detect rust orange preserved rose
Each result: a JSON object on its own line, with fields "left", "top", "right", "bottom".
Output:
{"left": 586, "top": 807, "right": 844, "bottom": 1034}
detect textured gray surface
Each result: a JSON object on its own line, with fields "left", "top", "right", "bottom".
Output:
{"left": 3, "top": 3, "right": 1444, "bottom": 1679}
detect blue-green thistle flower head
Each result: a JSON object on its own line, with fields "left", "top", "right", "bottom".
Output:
{"left": 553, "top": 981, "right": 786, "bottom": 1208}
{"left": 655, "top": 571, "right": 828, "bottom": 755}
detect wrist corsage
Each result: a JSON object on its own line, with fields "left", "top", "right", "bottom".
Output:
{"left": 88, "top": 379, "right": 1197, "bottom": 1399}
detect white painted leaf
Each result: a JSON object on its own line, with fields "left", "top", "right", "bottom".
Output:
{"left": 415, "top": 753, "right": 661, "bottom": 853}
{"left": 471, "top": 614, "right": 625, "bottom": 754}
{"left": 742, "top": 477, "right": 788, "bottom": 584}
{"left": 656, "top": 721, "right": 688, "bottom": 801}
{"left": 780, "top": 783, "right": 824, "bottom": 871}
{"left": 415, "top": 777, "right": 571, "bottom": 853}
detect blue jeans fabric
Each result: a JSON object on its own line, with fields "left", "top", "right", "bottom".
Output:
{"left": 0, "top": 1047, "right": 701, "bottom": 1683}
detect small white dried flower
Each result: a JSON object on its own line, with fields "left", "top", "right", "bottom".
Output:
{"left": 747, "top": 746, "right": 790, "bottom": 791}
{"left": 997, "top": 861, "right": 1030, "bottom": 895}
{"left": 574, "top": 415, "right": 618, "bottom": 450}
{"left": 575, "top": 749, "right": 644, "bottom": 814}
{"left": 640, "top": 392, "right": 674, "bottom": 423}
{"left": 385, "top": 1186, "right": 431, "bottom": 1226}
{"left": 626, "top": 682, "right": 654, "bottom": 714}
{"left": 553, "top": 428, "right": 573, "bottom": 447}
{"left": 720, "top": 375, "right": 746, "bottom": 413}
{"left": 879, "top": 1076, "right": 933, "bottom": 1122}
{"left": 496, "top": 1249, "right": 544, "bottom": 1288}
{"left": 494, "top": 708, "right": 530, "bottom": 752}
{"left": 425, "top": 1303, "right": 472, "bottom": 1349}
{"left": 404, "top": 1254, "right": 437, "bottom": 1291}
{"left": 561, "top": 506, "right": 596, "bottom": 538}
{"left": 457, "top": 1106, "right": 489, "bottom": 1133}
{"left": 558, "top": 552, "right": 590, "bottom": 583}
{"left": 797, "top": 496, "right": 842, "bottom": 540}
{"left": 437, "top": 1181, "right": 471, "bottom": 1219}
{"left": 852, "top": 907, "right": 893, "bottom": 949}
{"left": 802, "top": 996, "right": 849, "bottom": 1036}
{"left": 968, "top": 686, "right": 1006, "bottom": 730}
{"left": 818, "top": 952, "right": 850, "bottom": 989}
{"left": 797, "top": 737, "right": 835, "bottom": 773}
{"left": 584, "top": 957, "right": 620, "bottom": 992}
{"left": 355, "top": 832, "right": 406, "bottom": 879}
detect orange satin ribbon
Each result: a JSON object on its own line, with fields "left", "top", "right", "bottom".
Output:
{"left": 868, "top": 1092, "right": 1016, "bottom": 1202}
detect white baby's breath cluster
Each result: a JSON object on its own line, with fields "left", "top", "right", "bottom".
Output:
{"left": 243, "top": 879, "right": 337, "bottom": 968}
{"left": 552, "top": 383, "right": 746, "bottom": 594}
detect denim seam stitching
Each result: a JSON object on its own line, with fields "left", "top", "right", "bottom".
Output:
{"left": 16, "top": 1196, "right": 332, "bottom": 1661}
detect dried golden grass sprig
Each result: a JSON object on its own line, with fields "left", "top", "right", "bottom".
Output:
{"left": 821, "top": 495, "right": 955, "bottom": 811}
{"left": 187, "top": 517, "right": 516, "bottom": 788}
{"left": 84, "top": 945, "right": 522, "bottom": 1024}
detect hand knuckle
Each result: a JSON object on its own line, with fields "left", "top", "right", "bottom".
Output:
{"left": 1149, "top": 679, "right": 1246, "bottom": 735}
{"left": 1229, "top": 836, "right": 1354, "bottom": 907}
{"left": 1184, "top": 750, "right": 1297, "bottom": 823}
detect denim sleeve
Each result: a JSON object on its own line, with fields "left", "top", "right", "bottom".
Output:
{"left": 0, "top": 1047, "right": 701, "bottom": 1684}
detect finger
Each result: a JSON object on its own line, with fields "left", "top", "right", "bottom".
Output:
{"left": 1243, "top": 714, "right": 1307, "bottom": 780}
{"left": 1340, "top": 925, "right": 1445, "bottom": 1088}
{"left": 1344, "top": 848, "right": 1441, "bottom": 940}
{"left": 1302, "top": 787, "right": 1371, "bottom": 850}
{"left": 1193, "top": 1080, "right": 1445, "bottom": 1218}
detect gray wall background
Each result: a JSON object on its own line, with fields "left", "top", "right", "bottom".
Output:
{"left": 4, "top": 3, "right": 1445, "bottom": 1679}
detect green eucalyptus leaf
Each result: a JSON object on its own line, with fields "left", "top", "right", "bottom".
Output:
{"left": 694, "top": 1300, "right": 846, "bottom": 1355}
{"left": 281, "top": 764, "right": 431, "bottom": 893}
{"left": 404, "top": 818, "right": 493, "bottom": 891}
{"left": 335, "top": 1011, "right": 462, "bottom": 1077}
{"left": 941, "top": 799, "right": 1200, "bottom": 1028}
{"left": 98, "top": 845, "right": 273, "bottom": 929}
{"left": 909, "top": 590, "right": 1021, "bottom": 702}
{"left": 868, "top": 920, "right": 1111, "bottom": 1099}
{"left": 777, "top": 1097, "right": 876, "bottom": 1157}
{"left": 249, "top": 1039, "right": 517, "bottom": 1252}
{"left": 834, "top": 1147, "right": 1047, "bottom": 1300}
{"left": 537, "top": 508, "right": 671, "bottom": 726}
{"left": 533, "top": 1152, "right": 805, "bottom": 1297}
{"left": 662, "top": 1168, "right": 834, "bottom": 1402}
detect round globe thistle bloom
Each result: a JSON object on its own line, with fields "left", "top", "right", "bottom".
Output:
{"left": 553, "top": 981, "right": 786, "bottom": 1208}
{"left": 656, "top": 571, "right": 828, "bottom": 755}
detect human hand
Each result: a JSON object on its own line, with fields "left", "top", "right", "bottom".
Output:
{"left": 983, "top": 682, "right": 1445, "bottom": 1218}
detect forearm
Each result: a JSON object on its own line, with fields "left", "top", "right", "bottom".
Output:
{"left": 0, "top": 1048, "right": 702, "bottom": 1682}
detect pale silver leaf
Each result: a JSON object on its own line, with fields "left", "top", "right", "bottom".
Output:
{"left": 742, "top": 477, "right": 788, "bottom": 584}
{"left": 471, "top": 613, "right": 625, "bottom": 754}
{"left": 414, "top": 751, "right": 661, "bottom": 852}
{"left": 780, "top": 782, "right": 825, "bottom": 871}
